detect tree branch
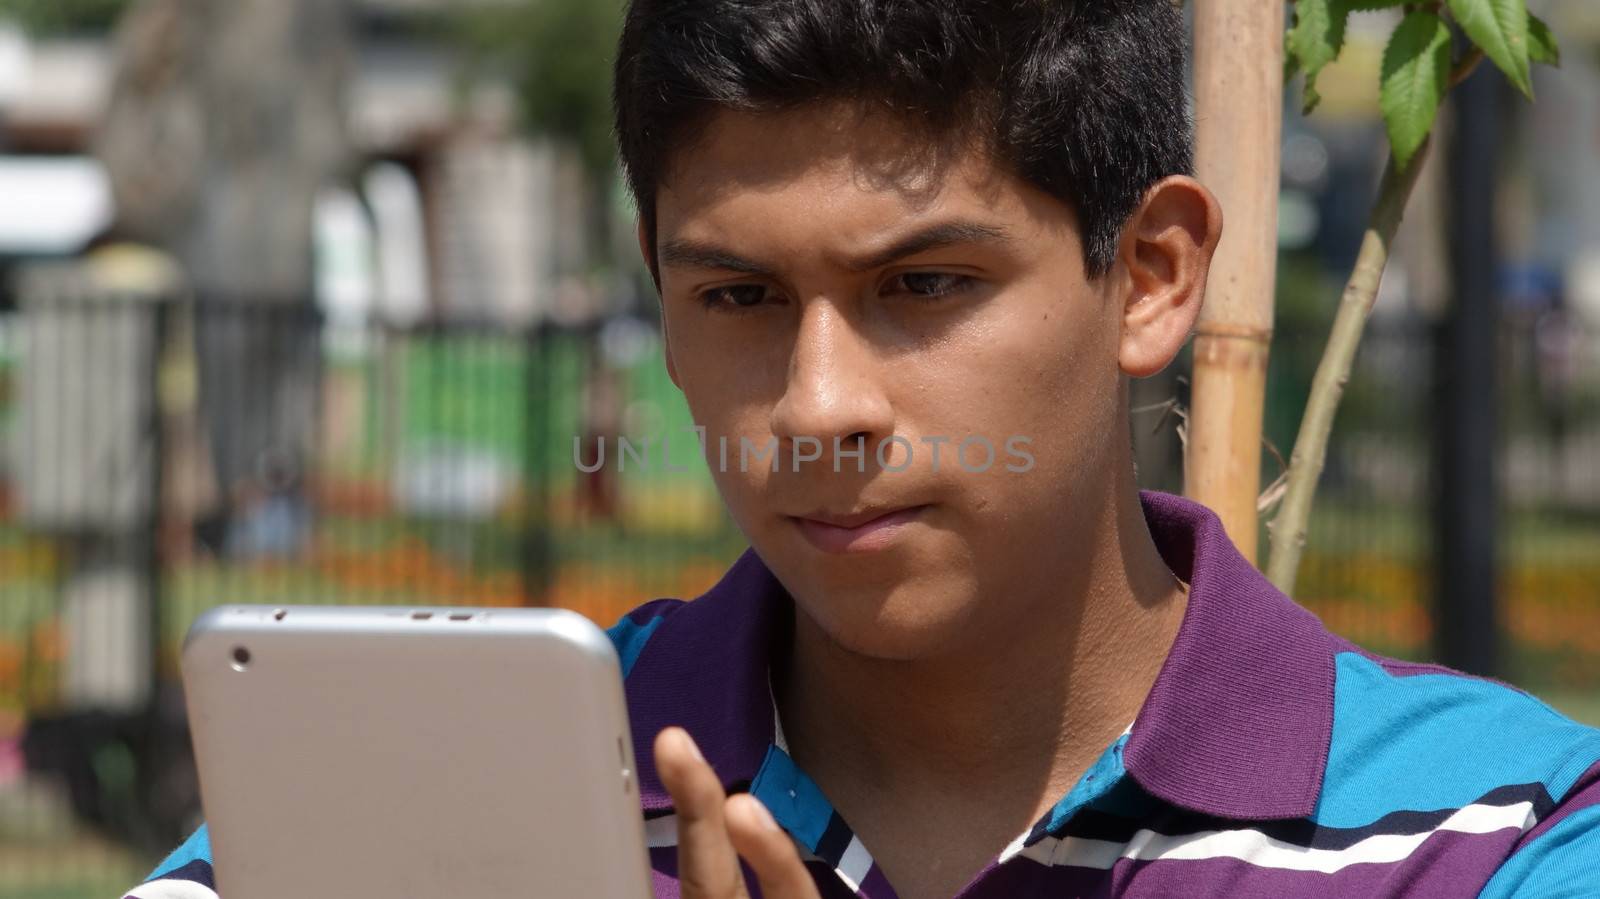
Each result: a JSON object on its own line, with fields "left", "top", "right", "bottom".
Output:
{"left": 1450, "top": 47, "right": 1485, "bottom": 90}
{"left": 1264, "top": 138, "right": 1432, "bottom": 595}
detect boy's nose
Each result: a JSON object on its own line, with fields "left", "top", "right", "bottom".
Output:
{"left": 769, "top": 301, "right": 893, "bottom": 466}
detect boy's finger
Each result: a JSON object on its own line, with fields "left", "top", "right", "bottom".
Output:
{"left": 655, "top": 727, "right": 747, "bottom": 898}
{"left": 724, "top": 794, "right": 822, "bottom": 899}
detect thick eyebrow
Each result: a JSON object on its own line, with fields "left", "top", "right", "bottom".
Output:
{"left": 846, "top": 221, "right": 1013, "bottom": 272}
{"left": 657, "top": 220, "right": 1013, "bottom": 279}
{"left": 657, "top": 241, "right": 773, "bottom": 276}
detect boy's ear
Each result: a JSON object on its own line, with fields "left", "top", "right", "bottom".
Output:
{"left": 1116, "top": 175, "right": 1224, "bottom": 379}
{"left": 638, "top": 220, "right": 681, "bottom": 389}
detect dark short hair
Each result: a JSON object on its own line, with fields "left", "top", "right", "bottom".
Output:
{"left": 613, "top": 0, "right": 1193, "bottom": 277}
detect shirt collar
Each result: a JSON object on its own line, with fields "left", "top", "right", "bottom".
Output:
{"left": 626, "top": 548, "right": 788, "bottom": 813}
{"left": 624, "top": 489, "right": 1338, "bottom": 821}
{"left": 1122, "top": 490, "right": 1338, "bottom": 820}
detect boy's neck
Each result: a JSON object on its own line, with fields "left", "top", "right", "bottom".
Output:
{"left": 771, "top": 475, "right": 1188, "bottom": 889}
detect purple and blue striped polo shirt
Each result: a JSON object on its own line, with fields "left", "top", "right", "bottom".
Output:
{"left": 130, "top": 490, "right": 1600, "bottom": 897}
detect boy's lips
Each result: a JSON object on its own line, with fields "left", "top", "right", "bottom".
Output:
{"left": 787, "top": 505, "right": 928, "bottom": 553}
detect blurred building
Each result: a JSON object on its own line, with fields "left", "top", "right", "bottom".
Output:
{"left": 0, "top": 0, "right": 602, "bottom": 326}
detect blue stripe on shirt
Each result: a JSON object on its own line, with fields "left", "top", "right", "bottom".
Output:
{"left": 1476, "top": 799, "right": 1600, "bottom": 897}
{"left": 750, "top": 744, "right": 836, "bottom": 851}
{"left": 1313, "top": 652, "right": 1600, "bottom": 828}
{"left": 607, "top": 613, "right": 667, "bottom": 679}
{"left": 147, "top": 823, "right": 211, "bottom": 881}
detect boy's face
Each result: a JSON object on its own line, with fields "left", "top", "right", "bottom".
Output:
{"left": 650, "top": 104, "right": 1207, "bottom": 660}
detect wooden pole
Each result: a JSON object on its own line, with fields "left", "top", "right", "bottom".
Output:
{"left": 1186, "top": 1, "right": 1284, "bottom": 564}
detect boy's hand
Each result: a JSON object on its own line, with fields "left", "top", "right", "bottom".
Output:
{"left": 654, "top": 727, "right": 822, "bottom": 899}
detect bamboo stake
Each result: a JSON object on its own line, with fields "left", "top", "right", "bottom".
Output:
{"left": 1186, "top": 0, "right": 1284, "bottom": 564}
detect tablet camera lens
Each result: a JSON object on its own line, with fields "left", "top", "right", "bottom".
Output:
{"left": 231, "top": 646, "right": 251, "bottom": 671}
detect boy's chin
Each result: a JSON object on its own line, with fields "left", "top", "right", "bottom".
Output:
{"left": 793, "top": 581, "right": 983, "bottom": 662}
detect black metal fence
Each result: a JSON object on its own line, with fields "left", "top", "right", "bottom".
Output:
{"left": 0, "top": 287, "right": 1596, "bottom": 896}
{"left": 0, "top": 289, "right": 747, "bottom": 894}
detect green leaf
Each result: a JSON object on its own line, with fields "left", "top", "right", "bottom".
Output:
{"left": 1287, "top": 0, "right": 1411, "bottom": 114}
{"left": 1287, "top": 0, "right": 1340, "bottom": 72}
{"left": 1284, "top": 52, "right": 1302, "bottom": 85}
{"left": 1448, "top": 0, "right": 1534, "bottom": 98}
{"left": 1529, "top": 12, "right": 1560, "bottom": 68}
{"left": 1380, "top": 11, "right": 1452, "bottom": 170}
{"left": 1288, "top": 0, "right": 1346, "bottom": 114}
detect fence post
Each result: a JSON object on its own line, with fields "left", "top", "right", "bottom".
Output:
{"left": 522, "top": 322, "right": 554, "bottom": 605}
{"left": 144, "top": 296, "right": 169, "bottom": 709}
{"left": 1434, "top": 65, "right": 1502, "bottom": 678}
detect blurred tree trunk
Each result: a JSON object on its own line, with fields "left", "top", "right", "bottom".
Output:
{"left": 96, "top": 0, "right": 352, "bottom": 295}
{"left": 94, "top": 0, "right": 354, "bottom": 550}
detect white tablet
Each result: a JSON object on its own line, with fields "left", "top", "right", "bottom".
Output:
{"left": 181, "top": 605, "right": 652, "bottom": 898}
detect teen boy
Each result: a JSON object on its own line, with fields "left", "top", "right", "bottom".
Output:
{"left": 130, "top": 1, "right": 1600, "bottom": 896}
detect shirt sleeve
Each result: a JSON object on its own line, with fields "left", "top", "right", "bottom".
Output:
{"left": 1477, "top": 758, "right": 1600, "bottom": 898}
{"left": 124, "top": 823, "right": 218, "bottom": 898}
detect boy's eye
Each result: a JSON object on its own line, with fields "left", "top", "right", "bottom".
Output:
{"left": 887, "top": 272, "right": 973, "bottom": 298}
{"left": 700, "top": 284, "right": 771, "bottom": 311}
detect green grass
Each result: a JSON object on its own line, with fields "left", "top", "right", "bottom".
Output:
{"left": 0, "top": 835, "right": 148, "bottom": 899}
